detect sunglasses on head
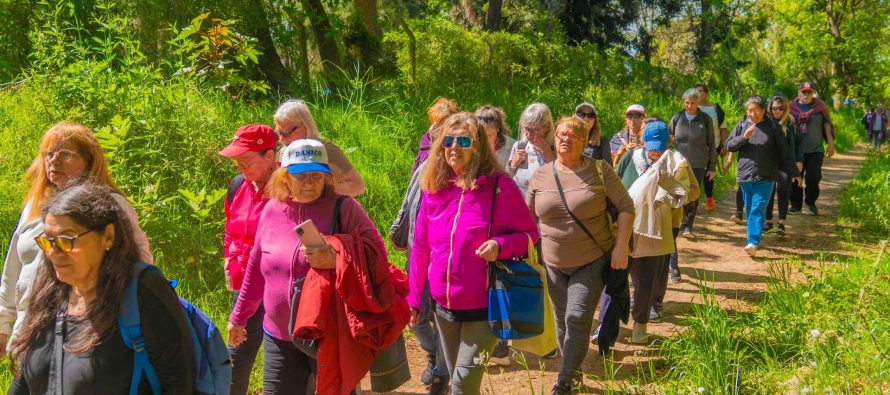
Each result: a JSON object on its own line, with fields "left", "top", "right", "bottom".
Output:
{"left": 442, "top": 135, "right": 473, "bottom": 149}
{"left": 575, "top": 111, "right": 596, "bottom": 119}
{"left": 34, "top": 225, "right": 105, "bottom": 254}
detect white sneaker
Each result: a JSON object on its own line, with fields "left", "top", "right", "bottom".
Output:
{"left": 744, "top": 243, "right": 757, "bottom": 257}
{"left": 629, "top": 323, "right": 648, "bottom": 344}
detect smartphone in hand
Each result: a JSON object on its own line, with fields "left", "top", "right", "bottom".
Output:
{"left": 294, "top": 219, "right": 327, "bottom": 248}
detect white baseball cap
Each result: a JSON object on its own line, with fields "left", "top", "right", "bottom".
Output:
{"left": 625, "top": 104, "right": 645, "bottom": 116}
{"left": 281, "top": 139, "right": 331, "bottom": 175}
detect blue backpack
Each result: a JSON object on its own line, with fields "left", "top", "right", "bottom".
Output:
{"left": 118, "top": 263, "right": 232, "bottom": 395}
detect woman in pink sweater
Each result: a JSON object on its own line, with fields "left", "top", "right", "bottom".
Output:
{"left": 228, "top": 139, "right": 383, "bottom": 394}
{"left": 409, "top": 112, "right": 539, "bottom": 394}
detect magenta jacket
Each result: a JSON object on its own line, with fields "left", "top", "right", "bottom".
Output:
{"left": 229, "top": 188, "right": 384, "bottom": 341}
{"left": 223, "top": 179, "right": 269, "bottom": 291}
{"left": 409, "top": 172, "right": 539, "bottom": 311}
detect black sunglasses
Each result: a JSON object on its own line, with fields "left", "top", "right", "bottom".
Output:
{"left": 770, "top": 106, "right": 786, "bottom": 111}
{"left": 34, "top": 225, "right": 105, "bottom": 253}
{"left": 275, "top": 125, "right": 302, "bottom": 138}
{"left": 477, "top": 115, "right": 495, "bottom": 124}
{"left": 575, "top": 111, "right": 597, "bottom": 119}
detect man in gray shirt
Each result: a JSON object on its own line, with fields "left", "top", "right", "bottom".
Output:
{"left": 788, "top": 81, "right": 835, "bottom": 215}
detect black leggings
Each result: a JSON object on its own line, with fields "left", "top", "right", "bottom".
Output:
{"left": 766, "top": 171, "right": 791, "bottom": 222}
{"left": 703, "top": 175, "right": 715, "bottom": 199}
{"left": 262, "top": 335, "right": 315, "bottom": 394}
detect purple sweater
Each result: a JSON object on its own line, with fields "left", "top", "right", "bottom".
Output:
{"left": 229, "top": 188, "right": 384, "bottom": 341}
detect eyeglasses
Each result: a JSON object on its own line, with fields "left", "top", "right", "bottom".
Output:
{"left": 477, "top": 116, "right": 495, "bottom": 124}
{"left": 523, "top": 125, "right": 544, "bottom": 135}
{"left": 293, "top": 172, "right": 326, "bottom": 182}
{"left": 44, "top": 149, "right": 81, "bottom": 164}
{"left": 575, "top": 111, "right": 596, "bottom": 119}
{"left": 442, "top": 135, "right": 473, "bottom": 149}
{"left": 275, "top": 125, "right": 302, "bottom": 138}
{"left": 770, "top": 106, "right": 786, "bottom": 111}
{"left": 34, "top": 225, "right": 104, "bottom": 254}
{"left": 626, "top": 113, "right": 642, "bottom": 120}
{"left": 556, "top": 131, "right": 583, "bottom": 142}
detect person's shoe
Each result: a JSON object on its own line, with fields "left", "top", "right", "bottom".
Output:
{"left": 551, "top": 381, "right": 572, "bottom": 395}
{"left": 420, "top": 353, "right": 436, "bottom": 385}
{"left": 590, "top": 327, "right": 599, "bottom": 343}
{"left": 670, "top": 266, "right": 681, "bottom": 283}
{"left": 776, "top": 224, "right": 786, "bottom": 236}
{"left": 681, "top": 229, "right": 694, "bottom": 239}
{"left": 629, "top": 323, "right": 649, "bottom": 344}
{"left": 488, "top": 340, "right": 511, "bottom": 366}
{"left": 428, "top": 376, "right": 450, "bottom": 395}
{"left": 788, "top": 207, "right": 801, "bottom": 215}
{"left": 744, "top": 243, "right": 757, "bottom": 257}
{"left": 730, "top": 215, "right": 745, "bottom": 225}
{"left": 706, "top": 197, "right": 716, "bottom": 212}
{"left": 763, "top": 222, "right": 774, "bottom": 233}
{"left": 542, "top": 348, "right": 559, "bottom": 359}
{"left": 649, "top": 306, "right": 661, "bottom": 322}
{"left": 806, "top": 204, "right": 819, "bottom": 215}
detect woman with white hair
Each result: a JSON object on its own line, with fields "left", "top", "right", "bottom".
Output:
{"left": 506, "top": 102, "right": 556, "bottom": 196}
{"left": 668, "top": 88, "right": 716, "bottom": 240}
{"left": 273, "top": 99, "right": 366, "bottom": 197}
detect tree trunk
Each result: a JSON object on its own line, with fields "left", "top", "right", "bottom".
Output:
{"left": 485, "top": 0, "right": 503, "bottom": 31}
{"left": 299, "top": 0, "right": 342, "bottom": 87}
{"left": 354, "top": 0, "right": 382, "bottom": 37}
{"left": 395, "top": 15, "right": 416, "bottom": 83}
{"left": 240, "top": 0, "right": 296, "bottom": 92}
{"left": 461, "top": 0, "right": 481, "bottom": 27}
{"left": 825, "top": 0, "right": 855, "bottom": 109}
{"left": 296, "top": 19, "right": 311, "bottom": 83}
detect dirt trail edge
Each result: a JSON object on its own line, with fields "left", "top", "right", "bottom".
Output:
{"left": 361, "top": 147, "right": 867, "bottom": 395}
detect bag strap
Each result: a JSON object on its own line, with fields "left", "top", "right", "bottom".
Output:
{"left": 486, "top": 173, "right": 501, "bottom": 240}
{"left": 551, "top": 163, "right": 609, "bottom": 255}
{"left": 119, "top": 262, "right": 163, "bottom": 395}
{"left": 48, "top": 300, "right": 68, "bottom": 395}
{"left": 330, "top": 195, "right": 348, "bottom": 235}
{"left": 226, "top": 174, "right": 246, "bottom": 207}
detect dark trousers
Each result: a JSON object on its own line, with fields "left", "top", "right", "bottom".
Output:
{"left": 629, "top": 255, "right": 669, "bottom": 324}
{"left": 735, "top": 187, "right": 745, "bottom": 217}
{"left": 703, "top": 175, "right": 715, "bottom": 198}
{"left": 766, "top": 171, "right": 791, "bottom": 222}
{"left": 229, "top": 292, "right": 264, "bottom": 395}
{"left": 659, "top": 228, "right": 681, "bottom": 306}
{"left": 790, "top": 152, "right": 824, "bottom": 209}
{"left": 262, "top": 334, "right": 316, "bottom": 395}
{"left": 681, "top": 168, "right": 707, "bottom": 231}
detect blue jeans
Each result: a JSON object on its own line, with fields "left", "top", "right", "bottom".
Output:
{"left": 740, "top": 181, "right": 774, "bottom": 246}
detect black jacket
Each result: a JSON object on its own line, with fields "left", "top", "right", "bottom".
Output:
{"left": 726, "top": 118, "right": 800, "bottom": 182}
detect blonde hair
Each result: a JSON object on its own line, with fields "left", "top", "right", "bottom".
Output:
{"left": 265, "top": 167, "right": 334, "bottom": 202}
{"left": 426, "top": 97, "right": 460, "bottom": 126}
{"left": 556, "top": 115, "right": 590, "bottom": 142}
{"left": 274, "top": 99, "right": 322, "bottom": 139}
{"left": 24, "top": 121, "right": 123, "bottom": 221}
{"left": 421, "top": 113, "right": 503, "bottom": 193}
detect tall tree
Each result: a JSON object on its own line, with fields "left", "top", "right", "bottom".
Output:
{"left": 485, "top": 0, "right": 504, "bottom": 31}
{"left": 239, "top": 0, "right": 297, "bottom": 92}
{"left": 559, "top": 0, "right": 638, "bottom": 48}
{"left": 300, "top": 0, "right": 343, "bottom": 81}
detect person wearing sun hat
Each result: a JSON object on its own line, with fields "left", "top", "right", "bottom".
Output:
{"left": 228, "top": 138, "right": 390, "bottom": 394}
{"left": 614, "top": 118, "right": 698, "bottom": 343}
{"left": 218, "top": 123, "right": 279, "bottom": 395}
{"left": 609, "top": 104, "right": 646, "bottom": 166}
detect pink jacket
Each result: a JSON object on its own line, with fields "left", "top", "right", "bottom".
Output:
{"left": 409, "top": 172, "right": 539, "bottom": 311}
{"left": 223, "top": 179, "right": 269, "bottom": 291}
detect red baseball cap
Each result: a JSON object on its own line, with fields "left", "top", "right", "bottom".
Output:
{"left": 219, "top": 124, "right": 278, "bottom": 157}
{"left": 799, "top": 81, "right": 815, "bottom": 92}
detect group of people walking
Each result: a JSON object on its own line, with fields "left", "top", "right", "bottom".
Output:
{"left": 862, "top": 105, "right": 890, "bottom": 151}
{"left": 0, "top": 80, "right": 837, "bottom": 394}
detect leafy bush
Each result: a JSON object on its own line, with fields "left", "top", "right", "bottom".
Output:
{"left": 840, "top": 151, "right": 890, "bottom": 234}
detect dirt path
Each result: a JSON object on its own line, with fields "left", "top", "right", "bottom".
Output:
{"left": 361, "top": 148, "right": 867, "bottom": 395}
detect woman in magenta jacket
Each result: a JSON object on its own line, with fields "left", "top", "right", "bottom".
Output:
{"left": 409, "top": 112, "right": 539, "bottom": 394}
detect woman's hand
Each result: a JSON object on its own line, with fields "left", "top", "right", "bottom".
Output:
{"left": 610, "top": 244, "right": 629, "bottom": 270}
{"left": 476, "top": 240, "right": 500, "bottom": 262}
{"left": 707, "top": 170, "right": 717, "bottom": 181}
{"left": 743, "top": 125, "right": 756, "bottom": 140}
{"left": 228, "top": 323, "right": 247, "bottom": 347}
{"left": 409, "top": 308, "right": 420, "bottom": 327}
{"left": 796, "top": 162, "right": 804, "bottom": 172}
{"left": 793, "top": 177, "right": 805, "bottom": 188}
{"left": 510, "top": 149, "right": 527, "bottom": 168}
{"left": 302, "top": 244, "right": 336, "bottom": 269}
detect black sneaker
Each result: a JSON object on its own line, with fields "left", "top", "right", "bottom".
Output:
{"left": 649, "top": 306, "right": 662, "bottom": 322}
{"left": 429, "top": 376, "right": 450, "bottom": 395}
{"left": 806, "top": 204, "right": 819, "bottom": 215}
{"left": 551, "top": 381, "right": 572, "bottom": 395}
{"left": 670, "top": 266, "right": 681, "bottom": 283}
{"left": 789, "top": 207, "right": 801, "bottom": 215}
{"left": 489, "top": 340, "right": 511, "bottom": 366}
{"left": 542, "top": 348, "right": 558, "bottom": 359}
{"left": 420, "top": 353, "right": 436, "bottom": 385}
{"left": 776, "top": 224, "right": 786, "bottom": 235}
{"left": 763, "top": 222, "right": 773, "bottom": 233}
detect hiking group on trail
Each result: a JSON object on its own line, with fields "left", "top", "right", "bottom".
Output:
{"left": 1, "top": 80, "right": 840, "bottom": 395}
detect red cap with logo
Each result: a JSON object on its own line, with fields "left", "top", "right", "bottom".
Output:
{"left": 799, "top": 81, "right": 815, "bottom": 92}
{"left": 219, "top": 124, "right": 278, "bottom": 157}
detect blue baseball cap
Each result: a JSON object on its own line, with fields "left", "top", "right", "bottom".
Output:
{"left": 643, "top": 121, "right": 669, "bottom": 152}
{"left": 281, "top": 139, "right": 331, "bottom": 175}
